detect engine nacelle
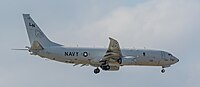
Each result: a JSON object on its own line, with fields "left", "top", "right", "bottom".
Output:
{"left": 108, "top": 66, "right": 120, "bottom": 71}
{"left": 101, "top": 65, "right": 119, "bottom": 71}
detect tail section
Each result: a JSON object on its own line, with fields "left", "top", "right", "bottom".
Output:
{"left": 23, "top": 14, "right": 62, "bottom": 48}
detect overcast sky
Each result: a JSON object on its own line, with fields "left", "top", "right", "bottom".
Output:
{"left": 0, "top": 0, "right": 200, "bottom": 87}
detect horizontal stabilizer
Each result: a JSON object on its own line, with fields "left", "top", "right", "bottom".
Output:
{"left": 11, "top": 49, "right": 28, "bottom": 51}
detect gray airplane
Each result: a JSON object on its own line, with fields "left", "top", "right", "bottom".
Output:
{"left": 17, "top": 14, "right": 179, "bottom": 74}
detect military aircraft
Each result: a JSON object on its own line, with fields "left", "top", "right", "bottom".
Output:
{"left": 16, "top": 14, "right": 179, "bottom": 74}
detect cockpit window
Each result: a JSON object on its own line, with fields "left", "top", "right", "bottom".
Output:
{"left": 168, "top": 53, "right": 172, "bottom": 56}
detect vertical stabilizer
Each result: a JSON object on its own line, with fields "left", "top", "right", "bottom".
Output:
{"left": 23, "top": 14, "right": 62, "bottom": 48}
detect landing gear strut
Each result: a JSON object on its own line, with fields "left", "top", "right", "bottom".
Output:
{"left": 94, "top": 68, "right": 100, "bottom": 74}
{"left": 161, "top": 66, "right": 166, "bottom": 73}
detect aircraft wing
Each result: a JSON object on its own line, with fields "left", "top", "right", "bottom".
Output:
{"left": 101, "top": 37, "right": 122, "bottom": 64}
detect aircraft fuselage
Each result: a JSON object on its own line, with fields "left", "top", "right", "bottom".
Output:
{"left": 35, "top": 46, "right": 178, "bottom": 68}
{"left": 21, "top": 14, "right": 179, "bottom": 74}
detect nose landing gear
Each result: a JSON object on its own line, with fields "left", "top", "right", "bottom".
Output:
{"left": 161, "top": 66, "right": 166, "bottom": 73}
{"left": 94, "top": 68, "right": 100, "bottom": 74}
{"left": 161, "top": 68, "right": 165, "bottom": 73}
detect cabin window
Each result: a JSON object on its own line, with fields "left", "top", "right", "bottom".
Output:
{"left": 143, "top": 52, "right": 146, "bottom": 56}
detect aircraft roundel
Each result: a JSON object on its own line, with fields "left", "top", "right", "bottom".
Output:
{"left": 83, "top": 52, "right": 88, "bottom": 57}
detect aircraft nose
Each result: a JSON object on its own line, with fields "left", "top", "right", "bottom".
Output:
{"left": 175, "top": 57, "right": 179, "bottom": 63}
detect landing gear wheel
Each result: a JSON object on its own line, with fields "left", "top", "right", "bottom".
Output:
{"left": 161, "top": 69, "right": 165, "bottom": 73}
{"left": 94, "top": 68, "right": 100, "bottom": 74}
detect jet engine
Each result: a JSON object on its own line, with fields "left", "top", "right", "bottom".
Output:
{"left": 100, "top": 65, "right": 119, "bottom": 71}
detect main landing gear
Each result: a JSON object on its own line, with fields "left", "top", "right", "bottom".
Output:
{"left": 94, "top": 65, "right": 111, "bottom": 74}
{"left": 94, "top": 60, "right": 112, "bottom": 74}
{"left": 94, "top": 68, "right": 100, "bottom": 74}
